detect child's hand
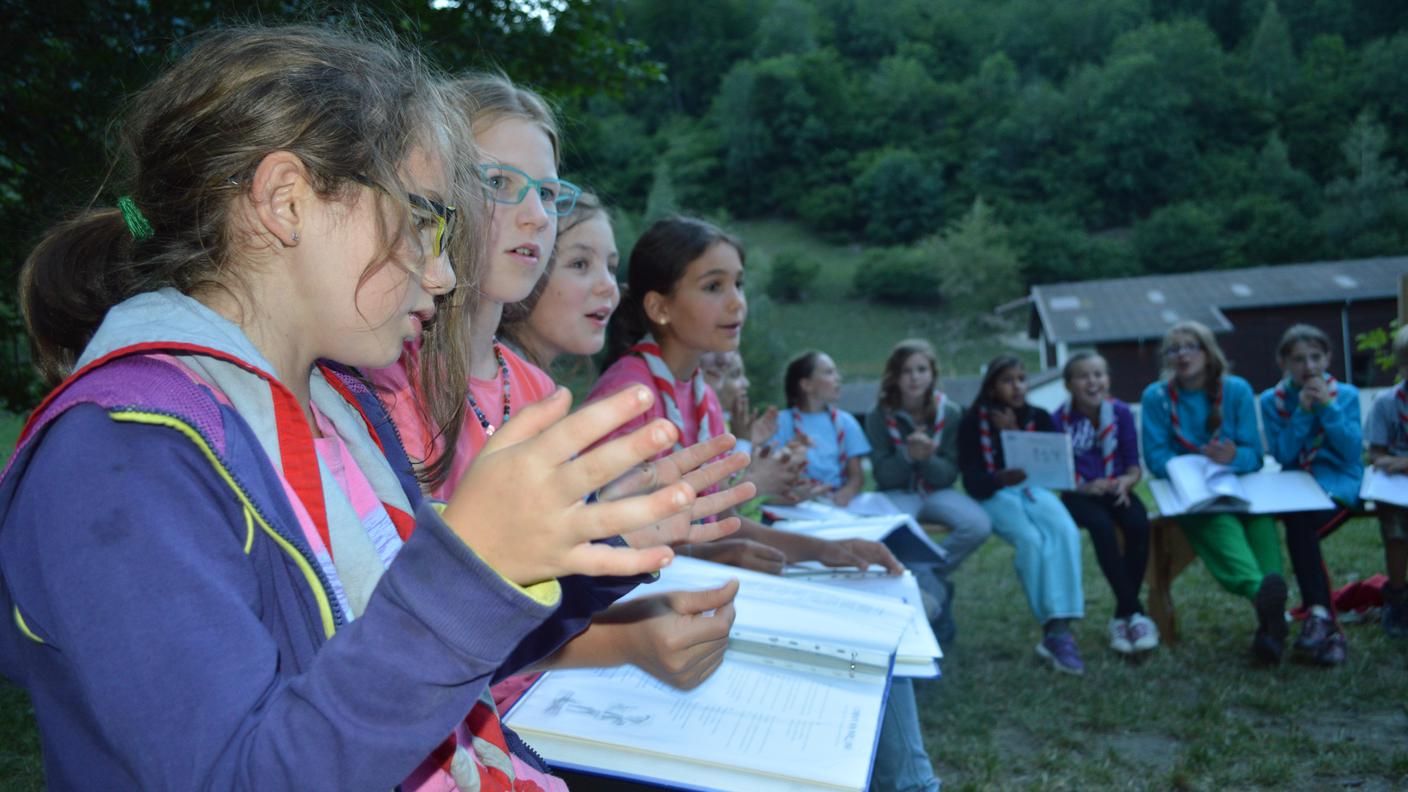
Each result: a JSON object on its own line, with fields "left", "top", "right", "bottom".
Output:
{"left": 1375, "top": 456, "right": 1408, "bottom": 474}
{"left": 684, "top": 538, "right": 787, "bottom": 575}
{"left": 816, "top": 538, "right": 905, "bottom": 575}
{"left": 599, "top": 580, "right": 739, "bottom": 691}
{"left": 746, "top": 446, "right": 802, "bottom": 499}
{"left": 1300, "top": 377, "right": 1331, "bottom": 409}
{"left": 1200, "top": 439, "right": 1237, "bottom": 465}
{"left": 905, "top": 431, "right": 936, "bottom": 462}
{"left": 994, "top": 468, "right": 1027, "bottom": 487}
{"left": 1078, "top": 478, "right": 1111, "bottom": 496}
{"left": 989, "top": 406, "right": 1018, "bottom": 431}
{"left": 751, "top": 406, "right": 779, "bottom": 449}
{"left": 441, "top": 386, "right": 698, "bottom": 586}
{"left": 601, "top": 434, "right": 757, "bottom": 549}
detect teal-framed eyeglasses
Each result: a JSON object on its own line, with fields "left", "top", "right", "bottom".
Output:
{"left": 352, "top": 174, "right": 457, "bottom": 259}
{"left": 478, "top": 163, "right": 580, "bottom": 216}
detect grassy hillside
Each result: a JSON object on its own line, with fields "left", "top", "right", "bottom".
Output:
{"left": 735, "top": 219, "right": 1038, "bottom": 384}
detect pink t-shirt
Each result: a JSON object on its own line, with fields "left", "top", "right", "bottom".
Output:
{"left": 369, "top": 340, "right": 556, "bottom": 501}
{"left": 587, "top": 356, "right": 726, "bottom": 457}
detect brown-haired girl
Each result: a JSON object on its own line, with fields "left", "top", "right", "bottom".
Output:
{"left": 1258, "top": 323, "right": 1361, "bottom": 666}
{"left": 0, "top": 27, "right": 706, "bottom": 790}
{"left": 1141, "top": 320, "right": 1285, "bottom": 664}
{"left": 1053, "top": 352, "right": 1157, "bottom": 655}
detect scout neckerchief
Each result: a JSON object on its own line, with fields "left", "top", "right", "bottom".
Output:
{"left": 1056, "top": 398, "right": 1117, "bottom": 483}
{"left": 1273, "top": 373, "right": 1339, "bottom": 470}
{"left": 978, "top": 403, "right": 1035, "bottom": 474}
{"left": 791, "top": 405, "right": 847, "bottom": 491}
{"left": 1167, "top": 378, "right": 1222, "bottom": 453}
{"left": 885, "top": 391, "right": 948, "bottom": 492}
{"left": 1396, "top": 381, "right": 1408, "bottom": 441}
{"left": 631, "top": 333, "right": 711, "bottom": 451}
{"left": 467, "top": 338, "right": 512, "bottom": 437}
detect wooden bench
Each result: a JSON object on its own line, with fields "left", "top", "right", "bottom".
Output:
{"left": 1144, "top": 506, "right": 1376, "bottom": 643}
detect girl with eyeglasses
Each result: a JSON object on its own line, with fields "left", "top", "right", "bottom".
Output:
{"left": 0, "top": 27, "right": 708, "bottom": 790}
{"left": 371, "top": 78, "right": 752, "bottom": 731}
{"left": 957, "top": 356, "right": 1087, "bottom": 674}
{"left": 1257, "top": 324, "right": 1361, "bottom": 666}
{"left": 1140, "top": 320, "right": 1286, "bottom": 664}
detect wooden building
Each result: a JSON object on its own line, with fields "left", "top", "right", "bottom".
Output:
{"left": 1025, "top": 257, "right": 1406, "bottom": 403}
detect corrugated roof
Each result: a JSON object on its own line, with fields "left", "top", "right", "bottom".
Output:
{"left": 1031, "top": 257, "right": 1407, "bottom": 344}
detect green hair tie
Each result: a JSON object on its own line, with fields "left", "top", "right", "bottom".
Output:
{"left": 117, "top": 195, "right": 154, "bottom": 241}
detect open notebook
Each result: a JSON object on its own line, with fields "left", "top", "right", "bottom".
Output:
{"left": 1148, "top": 454, "right": 1333, "bottom": 515}
{"left": 1361, "top": 468, "right": 1408, "bottom": 508}
{"left": 503, "top": 557, "right": 912, "bottom": 792}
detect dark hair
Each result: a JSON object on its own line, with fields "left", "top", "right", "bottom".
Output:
{"left": 784, "top": 350, "right": 824, "bottom": 409}
{"left": 21, "top": 24, "right": 478, "bottom": 390}
{"left": 976, "top": 355, "right": 1024, "bottom": 407}
{"left": 879, "top": 339, "right": 938, "bottom": 418}
{"left": 1061, "top": 350, "right": 1105, "bottom": 383}
{"left": 1276, "top": 323, "right": 1332, "bottom": 361}
{"left": 1161, "top": 320, "right": 1227, "bottom": 435}
{"left": 499, "top": 191, "right": 610, "bottom": 368}
{"left": 604, "top": 215, "right": 744, "bottom": 368}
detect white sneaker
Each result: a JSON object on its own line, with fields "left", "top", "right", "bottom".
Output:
{"left": 1108, "top": 618, "right": 1133, "bottom": 654}
{"left": 1127, "top": 613, "right": 1160, "bottom": 652}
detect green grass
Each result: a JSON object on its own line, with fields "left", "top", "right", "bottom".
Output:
{"left": 924, "top": 516, "right": 1408, "bottom": 791}
{"left": 734, "top": 218, "right": 1038, "bottom": 382}
{"left": 2, "top": 396, "right": 1406, "bottom": 788}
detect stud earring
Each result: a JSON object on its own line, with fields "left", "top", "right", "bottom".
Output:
{"left": 291, "top": 231, "right": 300, "bottom": 243}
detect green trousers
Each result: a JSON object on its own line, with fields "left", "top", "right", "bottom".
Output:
{"left": 1177, "top": 512, "right": 1282, "bottom": 600}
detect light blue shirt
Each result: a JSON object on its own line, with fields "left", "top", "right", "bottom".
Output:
{"left": 771, "top": 408, "right": 871, "bottom": 489}
{"left": 1140, "top": 375, "right": 1263, "bottom": 478}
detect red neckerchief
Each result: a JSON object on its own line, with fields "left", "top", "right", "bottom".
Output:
{"left": 1057, "top": 398, "right": 1117, "bottom": 483}
{"left": 978, "top": 403, "right": 1035, "bottom": 474}
{"left": 1272, "top": 373, "right": 1339, "bottom": 470}
{"left": 885, "top": 392, "right": 948, "bottom": 492}
{"left": 630, "top": 336, "right": 711, "bottom": 451}
{"left": 1167, "top": 378, "right": 1222, "bottom": 453}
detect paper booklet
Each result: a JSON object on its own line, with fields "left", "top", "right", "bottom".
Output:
{"left": 999, "top": 430, "right": 1076, "bottom": 490}
{"left": 766, "top": 512, "right": 949, "bottom": 571}
{"left": 1361, "top": 468, "right": 1408, "bottom": 508}
{"left": 504, "top": 557, "right": 908, "bottom": 792}
{"left": 783, "top": 563, "right": 943, "bottom": 677}
{"left": 1148, "top": 454, "right": 1334, "bottom": 515}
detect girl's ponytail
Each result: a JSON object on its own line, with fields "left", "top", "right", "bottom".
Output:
{"left": 21, "top": 209, "right": 135, "bottom": 386}
{"left": 603, "top": 284, "right": 650, "bottom": 369}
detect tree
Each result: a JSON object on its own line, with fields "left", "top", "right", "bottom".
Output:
{"left": 935, "top": 198, "right": 1024, "bottom": 313}
{"left": 1133, "top": 202, "right": 1231, "bottom": 273}
{"left": 1321, "top": 109, "right": 1408, "bottom": 255}
{"left": 854, "top": 148, "right": 944, "bottom": 245}
{"left": 1246, "top": 1, "right": 1296, "bottom": 99}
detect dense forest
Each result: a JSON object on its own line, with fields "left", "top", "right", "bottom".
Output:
{"left": 4, "top": 0, "right": 1408, "bottom": 407}
{"left": 565, "top": 0, "right": 1408, "bottom": 288}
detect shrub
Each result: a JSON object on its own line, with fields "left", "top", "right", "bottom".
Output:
{"left": 852, "top": 246, "right": 943, "bottom": 305}
{"left": 765, "top": 250, "right": 821, "bottom": 302}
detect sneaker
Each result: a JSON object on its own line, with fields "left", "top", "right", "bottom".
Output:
{"left": 1313, "top": 630, "right": 1347, "bottom": 667}
{"left": 1107, "top": 618, "right": 1133, "bottom": 655}
{"left": 1383, "top": 589, "right": 1408, "bottom": 639}
{"left": 1294, "top": 607, "right": 1334, "bottom": 654}
{"left": 1127, "top": 613, "right": 1161, "bottom": 652}
{"left": 1252, "top": 573, "right": 1288, "bottom": 666}
{"left": 1036, "top": 632, "right": 1085, "bottom": 675}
